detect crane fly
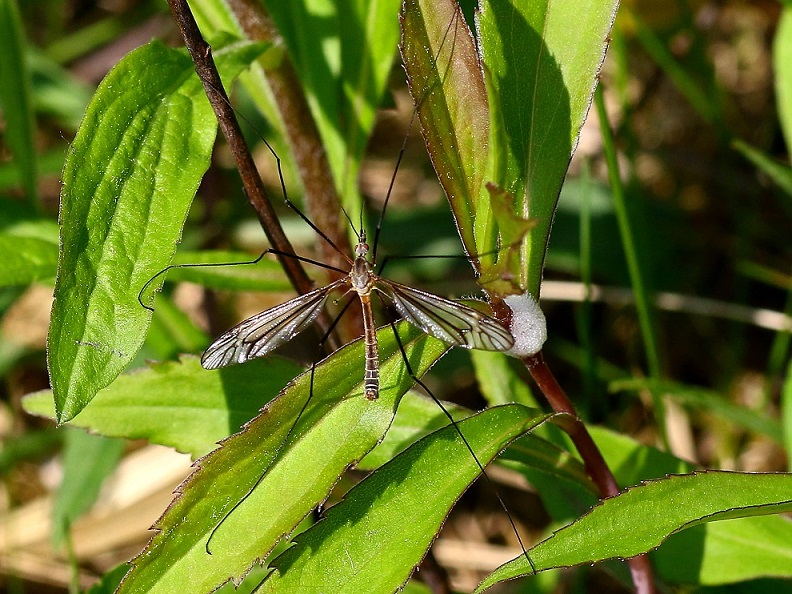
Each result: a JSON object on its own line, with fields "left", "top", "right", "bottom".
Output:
{"left": 200, "top": 228, "right": 515, "bottom": 399}
{"left": 145, "top": 0, "right": 536, "bottom": 578}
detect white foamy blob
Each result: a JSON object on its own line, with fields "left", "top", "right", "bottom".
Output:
{"left": 504, "top": 293, "right": 547, "bottom": 357}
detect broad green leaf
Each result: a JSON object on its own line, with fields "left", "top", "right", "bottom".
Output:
{"left": 360, "top": 390, "right": 591, "bottom": 492}
{"left": 476, "top": 471, "right": 792, "bottom": 591}
{"left": 24, "top": 356, "right": 302, "bottom": 459}
{"left": 358, "top": 390, "right": 471, "bottom": 469}
{"left": 0, "top": 0, "right": 37, "bottom": 201}
{"left": 774, "top": 6, "right": 792, "bottom": 156}
{"left": 0, "top": 233, "right": 58, "bottom": 286}
{"left": 117, "top": 323, "right": 448, "bottom": 594}
{"left": 591, "top": 426, "right": 792, "bottom": 585}
{"left": 259, "top": 404, "right": 550, "bottom": 594}
{"left": 404, "top": 0, "right": 619, "bottom": 298}
{"left": 47, "top": 39, "right": 266, "bottom": 423}
{"left": 51, "top": 428, "right": 124, "bottom": 548}
{"left": 478, "top": 0, "right": 618, "bottom": 296}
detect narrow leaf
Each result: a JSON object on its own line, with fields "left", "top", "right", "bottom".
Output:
{"left": 773, "top": 6, "right": 792, "bottom": 154}
{"left": 266, "top": 0, "right": 401, "bottom": 214}
{"left": 733, "top": 139, "right": 792, "bottom": 216}
{"left": 47, "top": 39, "right": 266, "bottom": 423}
{"left": 0, "top": 0, "right": 38, "bottom": 201}
{"left": 611, "top": 377, "right": 784, "bottom": 443}
{"left": 401, "top": 0, "right": 489, "bottom": 260}
{"left": 51, "top": 429, "right": 124, "bottom": 548}
{"left": 166, "top": 250, "right": 291, "bottom": 292}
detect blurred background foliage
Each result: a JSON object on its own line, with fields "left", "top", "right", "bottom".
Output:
{"left": 0, "top": 0, "right": 790, "bottom": 592}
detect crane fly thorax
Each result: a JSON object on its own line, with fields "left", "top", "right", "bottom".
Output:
{"left": 349, "top": 240, "right": 375, "bottom": 295}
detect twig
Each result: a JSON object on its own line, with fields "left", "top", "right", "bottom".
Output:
{"left": 540, "top": 280, "right": 792, "bottom": 332}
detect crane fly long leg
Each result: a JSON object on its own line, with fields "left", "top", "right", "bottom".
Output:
{"left": 201, "top": 278, "right": 347, "bottom": 370}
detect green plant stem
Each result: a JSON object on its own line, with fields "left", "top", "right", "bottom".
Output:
{"left": 166, "top": 0, "right": 340, "bottom": 350}
{"left": 594, "top": 86, "right": 667, "bottom": 445}
{"left": 524, "top": 352, "right": 656, "bottom": 594}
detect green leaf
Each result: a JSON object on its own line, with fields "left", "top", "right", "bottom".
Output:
{"left": 0, "top": 0, "right": 38, "bottom": 201}
{"left": 84, "top": 564, "right": 130, "bottom": 594}
{"left": 0, "top": 428, "right": 62, "bottom": 475}
{"left": 117, "top": 323, "right": 448, "bottom": 594}
{"left": 145, "top": 296, "right": 209, "bottom": 358}
{"left": 47, "top": 38, "right": 266, "bottom": 423}
{"left": 476, "top": 471, "right": 792, "bottom": 591}
{"left": 0, "top": 233, "right": 58, "bottom": 286}
{"left": 24, "top": 356, "right": 302, "bottom": 459}
{"left": 259, "top": 404, "right": 550, "bottom": 593}
{"left": 357, "top": 390, "right": 471, "bottom": 469}
{"left": 404, "top": 0, "right": 619, "bottom": 298}
{"left": 653, "top": 514, "right": 792, "bottom": 585}
{"left": 774, "top": 6, "right": 792, "bottom": 156}
{"left": 786, "top": 358, "right": 792, "bottom": 471}
{"left": 28, "top": 46, "right": 93, "bottom": 130}
{"left": 51, "top": 428, "right": 124, "bottom": 548}
{"left": 733, "top": 139, "right": 792, "bottom": 216}
{"left": 590, "top": 426, "right": 792, "bottom": 585}
{"left": 472, "top": 349, "right": 539, "bottom": 407}
{"left": 479, "top": 0, "right": 618, "bottom": 296}
{"left": 401, "top": 0, "right": 489, "bottom": 263}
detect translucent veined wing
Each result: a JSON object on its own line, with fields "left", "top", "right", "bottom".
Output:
{"left": 379, "top": 279, "right": 514, "bottom": 351}
{"left": 201, "top": 279, "right": 347, "bottom": 369}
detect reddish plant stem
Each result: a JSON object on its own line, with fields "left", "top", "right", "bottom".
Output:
{"left": 166, "top": 0, "right": 340, "bottom": 350}
{"left": 524, "top": 351, "right": 656, "bottom": 594}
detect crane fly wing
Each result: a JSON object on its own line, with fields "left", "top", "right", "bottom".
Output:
{"left": 380, "top": 280, "right": 514, "bottom": 351}
{"left": 201, "top": 279, "right": 347, "bottom": 369}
